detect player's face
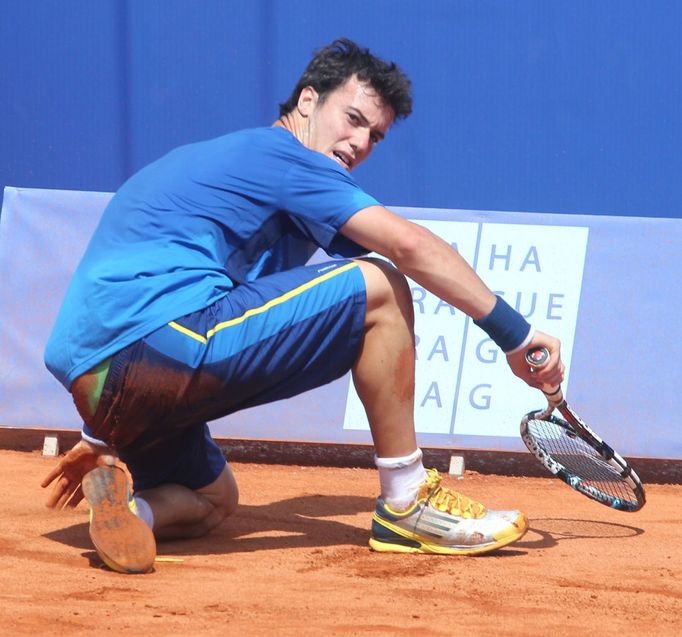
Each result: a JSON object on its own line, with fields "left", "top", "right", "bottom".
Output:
{"left": 300, "top": 75, "right": 395, "bottom": 171}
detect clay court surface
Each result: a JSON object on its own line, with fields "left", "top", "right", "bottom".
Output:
{"left": 1, "top": 448, "right": 680, "bottom": 636}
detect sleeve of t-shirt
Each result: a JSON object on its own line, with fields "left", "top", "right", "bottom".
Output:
{"left": 278, "top": 156, "right": 381, "bottom": 257}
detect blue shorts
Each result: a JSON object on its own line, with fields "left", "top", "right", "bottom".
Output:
{"left": 85, "top": 260, "right": 366, "bottom": 492}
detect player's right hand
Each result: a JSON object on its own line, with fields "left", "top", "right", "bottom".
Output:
{"left": 40, "top": 439, "right": 116, "bottom": 509}
{"left": 506, "top": 330, "right": 564, "bottom": 391}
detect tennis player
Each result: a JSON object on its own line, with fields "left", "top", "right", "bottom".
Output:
{"left": 42, "top": 39, "right": 564, "bottom": 573}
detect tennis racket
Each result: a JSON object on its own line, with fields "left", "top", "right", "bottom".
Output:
{"left": 520, "top": 347, "right": 646, "bottom": 512}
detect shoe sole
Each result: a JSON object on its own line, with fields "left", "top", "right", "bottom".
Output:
{"left": 82, "top": 466, "right": 156, "bottom": 574}
{"left": 369, "top": 511, "right": 529, "bottom": 556}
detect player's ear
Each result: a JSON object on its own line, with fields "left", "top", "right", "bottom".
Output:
{"left": 297, "top": 86, "right": 319, "bottom": 117}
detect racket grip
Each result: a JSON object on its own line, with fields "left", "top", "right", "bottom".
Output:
{"left": 525, "top": 347, "right": 564, "bottom": 405}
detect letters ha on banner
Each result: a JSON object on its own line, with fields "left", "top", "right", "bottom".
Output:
{"left": 343, "top": 220, "right": 589, "bottom": 438}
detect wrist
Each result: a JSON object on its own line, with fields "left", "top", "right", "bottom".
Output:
{"left": 473, "top": 295, "right": 533, "bottom": 353}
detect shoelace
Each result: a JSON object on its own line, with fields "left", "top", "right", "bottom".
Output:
{"left": 423, "top": 469, "right": 487, "bottom": 519}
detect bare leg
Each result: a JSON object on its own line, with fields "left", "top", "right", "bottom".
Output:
{"left": 136, "top": 463, "right": 239, "bottom": 540}
{"left": 353, "top": 258, "right": 418, "bottom": 458}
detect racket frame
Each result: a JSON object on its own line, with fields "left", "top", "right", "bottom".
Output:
{"left": 520, "top": 347, "right": 646, "bottom": 512}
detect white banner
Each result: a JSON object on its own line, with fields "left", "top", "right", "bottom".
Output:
{"left": 343, "top": 220, "right": 589, "bottom": 438}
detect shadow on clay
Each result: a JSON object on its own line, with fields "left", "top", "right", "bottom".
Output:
{"left": 42, "top": 501, "right": 643, "bottom": 562}
{"left": 516, "top": 517, "right": 645, "bottom": 550}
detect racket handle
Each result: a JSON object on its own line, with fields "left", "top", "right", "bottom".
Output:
{"left": 525, "top": 346, "right": 564, "bottom": 406}
{"left": 525, "top": 346, "right": 550, "bottom": 367}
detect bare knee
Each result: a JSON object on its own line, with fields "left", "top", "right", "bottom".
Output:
{"left": 356, "top": 257, "right": 414, "bottom": 328}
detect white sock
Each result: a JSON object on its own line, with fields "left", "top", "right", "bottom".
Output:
{"left": 375, "top": 448, "right": 428, "bottom": 512}
{"left": 132, "top": 496, "right": 155, "bottom": 530}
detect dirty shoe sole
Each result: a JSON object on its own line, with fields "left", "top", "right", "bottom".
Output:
{"left": 82, "top": 466, "right": 156, "bottom": 574}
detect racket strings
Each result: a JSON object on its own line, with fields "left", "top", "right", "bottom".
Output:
{"left": 526, "top": 418, "right": 638, "bottom": 502}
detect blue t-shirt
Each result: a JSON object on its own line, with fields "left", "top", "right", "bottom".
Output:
{"left": 45, "top": 126, "right": 380, "bottom": 388}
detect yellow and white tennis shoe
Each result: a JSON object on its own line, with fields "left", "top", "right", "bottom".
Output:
{"left": 369, "top": 469, "right": 528, "bottom": 555}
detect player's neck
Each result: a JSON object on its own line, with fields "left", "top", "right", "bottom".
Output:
{"left": 273, "top": 113, "right": 309, "bottom": 147}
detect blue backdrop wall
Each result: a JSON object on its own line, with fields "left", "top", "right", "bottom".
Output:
{"left": 1, "top": 0, "right": 680, "bottom": 219}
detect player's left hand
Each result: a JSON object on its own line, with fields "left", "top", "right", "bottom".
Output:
{"left": 40, "top": 439, "right": 116, "bottom": 509}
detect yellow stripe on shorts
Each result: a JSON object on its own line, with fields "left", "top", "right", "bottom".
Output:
{"left": 167, "top": 261, "right": 358, "bottom": 345}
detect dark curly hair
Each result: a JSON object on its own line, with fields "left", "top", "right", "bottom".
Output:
{"left": 279, "top": 38, "right": 413, "bottom": 120}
